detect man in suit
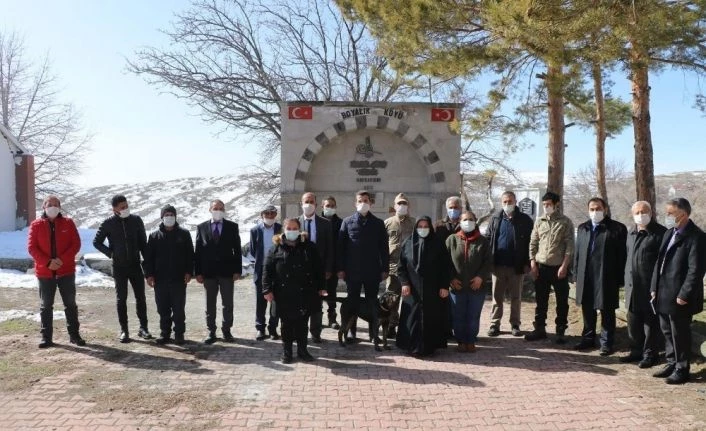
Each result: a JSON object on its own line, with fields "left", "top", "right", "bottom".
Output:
{"left": 298, "top": 192, "right": 334, "bottom": 343}
{"left": 651, "top": 198, "right": 705, "bottom": 384}
{"left": 337, "top": 190, "right": 389, "bottom": 343}
{"left": 321, "top": 196, "right": 343, "bottom": 329}
{"left": 620, "top": 201, "right": 666, "bottom": 368}
{"left": 573, "top": 197, "right": 628, "bottom": 356}
{"left": 195, "top": 199, "right": 242, "bottom": 344}
{"left": 250, "top": 204, "right": 282, "bottom": 341}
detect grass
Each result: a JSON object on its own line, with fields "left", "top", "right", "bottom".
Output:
{"left": 0, "top": 318, "right": 37, "bottom": 336}
{"left": 0, "top": 351, "right": 68, "bottom": 392}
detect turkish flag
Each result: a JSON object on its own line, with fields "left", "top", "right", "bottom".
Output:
{"left": 288, "top": 105, "right": 313, "bottom": 120}
{"left": 431, "top": 108, "right": 455, "bottom": 122}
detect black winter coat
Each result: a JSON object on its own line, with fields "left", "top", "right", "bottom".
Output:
{"left": 262, "top": 235, "right": 324, "bottom": 320}
{"left": 337, "top": 212, "right": 389, "bottom": 281}
{"left": 624, "top": 221, "right": 667, "bottom": 313}
{"left": 651, "top": 220, "right": 706, "bottom": 316}
{"left": 194, "top": 219, "right": 242, "bottom": 278}
{"left": 93, "top": 214, "right": 147, "bottom": 267}
{"left": 483, "top": 208, "right": 534, "bottom": 274}
{"left": 143, "top": 223, "right": 194, "bottom": 283}
{"left": 574, "top": 217, "right": 628, "bottom": 310}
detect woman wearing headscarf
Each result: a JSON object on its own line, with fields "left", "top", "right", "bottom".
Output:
{"left": 263, "top": 218, "right": 326, "bottom": 364}
{"left": 445, "top": 211, "right": 492, "bottom": 352}
{"left": 396, "top": 216, "right": 451, "bottom": 357}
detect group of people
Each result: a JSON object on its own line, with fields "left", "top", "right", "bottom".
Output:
{"left": 26, "top": 189, "right": 705, "bottom": 384}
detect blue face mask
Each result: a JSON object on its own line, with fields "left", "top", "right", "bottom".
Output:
{"left": 447, "top": 208, "right": 461, "bottom": 220}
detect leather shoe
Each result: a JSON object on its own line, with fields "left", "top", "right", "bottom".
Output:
{"left": 222, "top": 330, "right": 235, "bottom": 342}
{"left": 281, "top": 353, "right": 293, "bottom": 364}
{"left": 269, "top": 329, "right": 280, "bottom": 340}
{"left": 174, "top": 334, "right": 185, "bottom": 345}
{"left": 511, "top": 326, "right": 522, "bottom": 337}
{"left": 155, "top": 336, "right": 170, "bottom": 345}
{"left": 573, "top": 340, "right": 595, "bottom": 351}
{"left": 524, "top": 329, "right": 547, "bottom": 341}
{"left": 119, "top": 331, "right": 131, "bottom": 343}
{"left": 204, "top": 332, "right": 218, "bottom": 344}
{"left": 652, "top": 364, "right": 676, "bottom": 378}
{"left": 38, "top": 339, "right": 53, "bottom": 348}
{"left": 138, "top": 327, "right": 153, "bottom": 340}
{"left": 665, "top": 369, "right": 689, "bottom": 385}
{"left": 638, "top": 357, "right": 658, "bottom": 369}
{"left": 619, "top": 352, "right": 642, "bottom": 363}
{"left": 312, "top": 336, "right": 323, "bottom": 344}
{"left": 599, "top": 346, "right": 614, "bottom": 356}
{"left": 256, "top": 330, "right": 268, "bottom": 341}
{"left": 69, "top": 335, "right": 86, "bottom": 346}
{"left": 487, "top": 326, "right": 500, "bottom": 337}
{"left": 298, "top": 351, "right": 315, "bottom": 362}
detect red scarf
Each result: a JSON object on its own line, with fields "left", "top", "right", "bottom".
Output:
{"left": 456, "top": 229, "right": 480, "bottom": 260}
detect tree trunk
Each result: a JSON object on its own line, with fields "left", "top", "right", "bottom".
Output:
{"left": 630, "top": 47, "right": 656, "bottom": 210}
{"left": 592, "top": 62, "right": 608, "bottom": 204}
{"left": 546, "top": 63, "right": 566, "bottom": 197}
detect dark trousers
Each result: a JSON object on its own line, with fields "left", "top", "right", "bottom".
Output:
{"left": 659, "top": 312, "right": 692, "bottom": 372}
{"left": 533, "top": 264, "right": 569, "bottom": 330}
{"left": 309, "top": 297, "right": 323, "bottom": 338}
{"left": 255, "top": 282, "right": 279, "bottom": 332}
{"left": 324, "top": 275, "right": 338, "bottom": 321}
{"left": 204, "top": 277, "right": 234, "bottom": 333}
{"left": 113, "top": 264, "right": 148, "bottom": 332}
{"left": 627, "top": 309, "right": 661, "bottom": 359}
{"left": 346, "top": 278, "right": 380, "bottom": 340}
{"left": 580, "top": 304, "right": 616, "bottom": 348}
{"left": 38, "top": 275, "right": 80, "bottom": 340}
{"left": 281, "top": 315, "right": 309, "bottom": 355}
{"left": 154, "top": 282, "right": 186, "bottom": 338}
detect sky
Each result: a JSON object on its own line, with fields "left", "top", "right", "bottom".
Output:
{"left": 2, "top": 0, "right": 705, "bottom": 188}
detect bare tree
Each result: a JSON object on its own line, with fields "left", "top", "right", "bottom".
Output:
{"left": 0, "top": 31, "right": 90, "bottom": 194}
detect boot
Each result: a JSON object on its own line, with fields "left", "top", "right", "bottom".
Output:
{"left": 281, "top": 342, "right": 293, "bottom": 364}
{"left": 524, "top": 323, "right": 547, "bottom": 341}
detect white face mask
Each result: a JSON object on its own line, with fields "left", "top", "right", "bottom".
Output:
{"left": 665, "top": 215, "right": 677, "bottom": 230}
{"left": 284, "top": 230, "right": 300, "bottom": 241}
{"left": 323, "top": 207, "right": 336, "bottom": 217}
{"left": 633, "top": 214, "right": 650, "bottom": 226}
{"left": 543, "top": 205, "right": 555, "bottom": 216}
{"left": 302, "top": 203, "right": 316, "bottom": 216}
{"left": 356, "top": 202, "right": 370, "bottom": 214}
{"left": 263, "top": 217, "right": 276, "bottom": 226}
{"left": 163, "top": 216, "right": 176, "bottom": 227}
{"left": 118, "top": 208, "right": 130, "bottom": 218}
{"left": 460, "top": 220, "right": 476, "bottom": 233}
{"left": 395, "top": 204, "right": 409, "bottom": 217}
{"left": 503, "top": 204, "right": 515, "bottom": 215}
{"left": 416, "top": 227, "right": 430, "bottom": 238}
{"left": 211, "top": 210, "right": 225, "bottom": 221}
{"left": 45, "top": 206, "right": 61, "bottom": 219}
{"left": 589, "top": 210, "right": 604, "bottom": 224}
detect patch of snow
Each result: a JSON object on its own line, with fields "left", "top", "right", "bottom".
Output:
{"left": 0, "top": 309, "right": 65, "bottom": 323}
{"left": 0, "top": 266, "right": 114, "bottom": 289}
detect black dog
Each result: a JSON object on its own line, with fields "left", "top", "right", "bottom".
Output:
{"left": 337, "top": 291, "right": 399, "bottom": 352}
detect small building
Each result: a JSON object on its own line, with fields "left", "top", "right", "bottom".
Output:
{"left": 0, "top": 123, "right": 35, "bottom": 231}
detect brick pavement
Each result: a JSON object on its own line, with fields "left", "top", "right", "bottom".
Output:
{"left": 1, "top": 280, "right": 705, "bottom": 430}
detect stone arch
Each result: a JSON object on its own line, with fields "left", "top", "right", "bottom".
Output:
{"left": 292, "top": 114, "right": 448, "bottom": 193}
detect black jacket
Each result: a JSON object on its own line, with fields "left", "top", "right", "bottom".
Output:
{"left": 262, "top": 234, "right": 323, "bottom": 320}
{"left": 574, "top": 217, "right": 628, "bottom": 310}
{"left": 337, "top": 211, "right": 389, "bottom": 281}
{"left": 194, "top": 219, "right": 242, "bottom": 278}
{"left": 483, "top": 208, "right": 534, "bottom": 274}
{"left": 93, "top": 214, "right": 147, "bottom": 267}
{"left": 651, "top": 220, "right": 706, "bottom": 316}
{"left": 624, "top": 221, "right": 667, "bottom": 313}
{"left": 143, "top": 223, "right": 194, "bottom": 283}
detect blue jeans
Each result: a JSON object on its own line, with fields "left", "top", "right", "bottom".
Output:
{"left": 450, "top": 290, "right": 485, "bottom": 343}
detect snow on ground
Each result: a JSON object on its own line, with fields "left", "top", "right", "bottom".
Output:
{"left": 0, "top": 228, "right": 99, "bottom": 259}
{"left": 0, "top": 266, "right": 115, "bottom": 289}
{"left": 0, "top": 309, "right": 65, "bottom": 323}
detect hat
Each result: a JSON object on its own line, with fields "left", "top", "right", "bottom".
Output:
{"left": 394, "top": 193, "right": 409, "bottom": 204}
{"left": 161, "top": 205, "right": 177, "bottom": 218}
{"left": 261, "top": 204, "right": 278, "bottom": 214}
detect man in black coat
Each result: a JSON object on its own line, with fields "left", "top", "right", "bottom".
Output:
{"left": 337, "top": 190, "right": 389, "bottom": 343}
{"left": 573, "top": 197, "right": 627, "bottom": 356}
{"left": 484, "top": 191, "right": 534, "bottom": 337}
{"left": 143, "top": 205, "right": 194, "bottom": 345}
{"left": 93, "top": 194, "right": 151, "bottom": 343}
{"left": 194, "top": 199, "right": 242, "bottom": 344}
{"left": 321, "top": 196, "right": 343, "bottom": 328}
{"left": 298, "top": 192, "right": 333, "bottom": 343}
{"left": 650, "top": 198, "right": 706, "bottom": 384}
{"left": 620, "top": 201, "right": 666, "bottom": 368}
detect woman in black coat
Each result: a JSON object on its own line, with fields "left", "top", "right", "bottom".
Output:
{"left": 263, "top": 218, "right": 326, "bottom": 363}
{"left": 396, "top": 216, "right": 451, "bottom": 357}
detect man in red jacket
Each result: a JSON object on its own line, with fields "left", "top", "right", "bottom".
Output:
{"left": 27, "top": 195, "right": 85, "bottom": 348}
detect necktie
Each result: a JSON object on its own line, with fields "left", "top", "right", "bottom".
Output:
{"left": 589, "top": 226, "right": 598, "bottom": 254}
{"left": 213, "top": 222, "right": 221, "bottom": 242}
{"left": 306, "top": 219, "right": 312, "bottom": 238}
{"left": 661, "top": 231, "right": 679, "bottom": 274}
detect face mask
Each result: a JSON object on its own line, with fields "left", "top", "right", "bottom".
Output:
{"left": 357, "top": 202, "right": 370, "bottom": 214}
{"left": 396, "top": 204, "right": 409, "bottom": 216}
{"left": 447, "top": 208, "right": 461, "bottom": 220}
{"left": 503, "top": 204, "right": 515, "bottom": 215}
{"left": 163, "top": 216, "right": 176, "bottom": 227}
{"left": 302, "top": 203, "right": 316, "bottom": 216}
{"left": 461, "top": 220, "right": 476, "bottom": 233}
{"left": 589, "top": 210, "right": 604, "bottom": 224}
{"left": 284, "top": 230, "right": 300, "bottom": 241}
{"left": 263, "top": 217, "right": 276, "bottom": 226}
{"left": 118, "top": 208, "right": 130, "bottom": 219}
{"left": 45, "top": 206, "right": 61, "bottom": 218}
{"left": 210, "top": 210, "right": 224, "bottom": 221}
{"left": 416, "top": 227, "right": 430, "bottom": 238}
{"left": 544, "top": 205, "right": 555, "bottom": 216}
{"left": 323, "top": 207, "right": 336, "bottom": 217}
{"left": 665, "top": 215, "right": 677, "bottom": 230}
{"left": 633, "top": 214, "right": 650, "bottom": 226}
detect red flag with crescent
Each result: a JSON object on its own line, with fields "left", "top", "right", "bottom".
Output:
{"left": 431, "top": 108, "right": 455, "bottom": 122}
{"left": 288, "top": 105, "right": 313, "bottom": 120}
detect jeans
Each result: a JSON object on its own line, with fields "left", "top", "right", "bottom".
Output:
{"left": 38, "top": 274, "right": 80, "bottom": 340}
{"left": 113, "top": 264, "right": 148, "bottom": 332}
{"left": 255, "top": 282, "right": 279, "bottom": 332}
{"left": 154, "top": 282, "right": 187, "bottom": 338}
{"left": 450, "top": 290, "right": 485, "bottom": 344}
{"left": 204, "top": 277, "right": 234, "bottom": 333}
